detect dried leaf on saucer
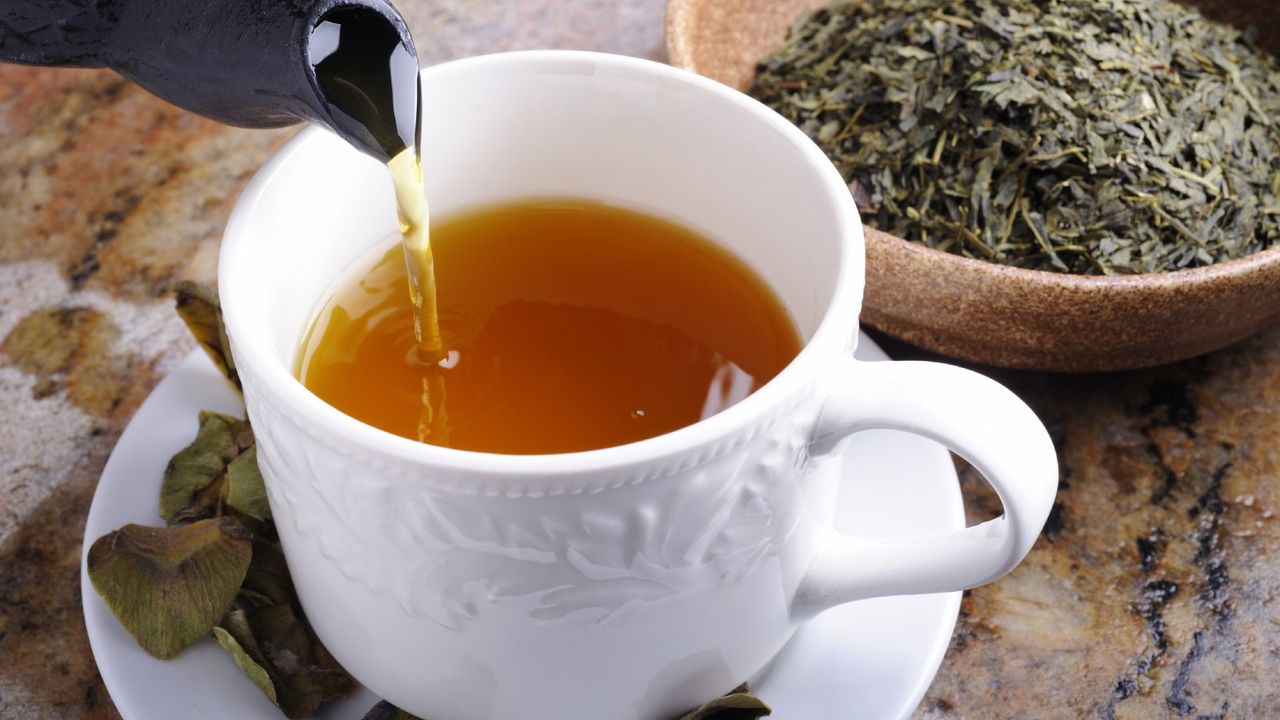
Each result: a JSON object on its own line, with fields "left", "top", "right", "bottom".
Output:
{"left": 175, "top": 280, "right": 241, "bottom": 390}
{"left": 214, "top": 609, "right": 279, "bottom": 706}
{"left": 214, "top": 527, "right": 357, "bottom": 715}
{"left": 226, "top": 445, "right": 271, "bottom": 521}
{"left": 160, "top": 410, "right": 254, "bottom": 524}
{"left": 216, "top": 603, "right": 357, "bottom": 718}
{"left": 89, "top": 283, "right": 358, "bottom": 715}
{"left": 362, "top": 701, "right": 421, "bottom": 720}
{"left": 676, "top": 683, "right": 772, "bottom": 720}
{"left": 86, "top": 518, "right": 252, "bottom": 659}
{"left": 238, "top": 535, "right": 296, "bottom": 608}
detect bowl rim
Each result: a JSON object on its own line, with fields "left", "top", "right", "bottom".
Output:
{"left": 865, "top": 228, "right": 1280, "bottom": 290}
{"left": 665, "top": 0, "right": 1280, "bottom": 290}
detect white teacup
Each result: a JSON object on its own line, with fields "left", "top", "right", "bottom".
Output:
{"left": 219, "top": 51, "right": 1057, "bottom": 720}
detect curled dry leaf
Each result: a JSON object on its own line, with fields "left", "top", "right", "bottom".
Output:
{"left": 215, "top": 530, "right": 357, "bottom": 716}
{"left": 239, "top": 534, "right": 296, "bottom": 608}
{"left": 215, "top": 603, "right": 358, "bottom": 719}
{"left": 86, "top": 518, "right": 252, "bottom": 659}
{"left": 226, "top": 445, "right": 272, "bottom": 521}
{"left": 221, "top": 536, "right": 355, "bottom": 717}
{"left": 677, "top": 683, "right": 772, "bottom": 720}
{"left": 214, "top": 609, "right": 279, "bottom": 707}
{"left": 175, "top": 280, "right": 241, "bottom": 390}
{"left": 362, "top": 701, "right": 421, "bottom": 720}
{"left": 160, "top": 410, "right": 255, "bottom": 524}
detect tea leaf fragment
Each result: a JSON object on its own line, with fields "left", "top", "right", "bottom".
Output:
{"left": 677, "top": 684, "right": 772, "bottom": 720}
{"left": 214, "top": 610, "right": 279, "bottom": 706}
{"left": 226, "top": 445, "right": 271, "bottom": 521}
{"left": 211, "top": 533, "right": 358, "bottom": 716}
{"left": 215, "top": 603, "right": 357, "bottom": 718}
{"left": 160, "top": 410, "right": 255, "bottom": 524}
{"left": 239, "top": 534, "right": 297, "bottom": 608}
{"left": 86, "top": 518, "right": 252, "bottom": 659}
{"left": 175, "top": 280, "right": 241, "bottom": 390}
{"left": 362, "top": 701, "right": 422, "bottom": 720}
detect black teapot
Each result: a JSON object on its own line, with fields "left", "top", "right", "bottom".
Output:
{"left": 0, "top": 0, "right": 419, "bottom": 162}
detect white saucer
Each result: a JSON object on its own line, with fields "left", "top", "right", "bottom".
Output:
{"left": 82, "top": 333, "right": 962, "bottom": 720}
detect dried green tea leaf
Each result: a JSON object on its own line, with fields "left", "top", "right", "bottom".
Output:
{"left": 209, "top": 531, "right": 356, "bottom": 715}
{"left": 239, "top": 535, "right": 296, "bottom": 608}
{"left": 160, "top": 410, "right": 253, "bottom": 524}
{"left": 226, "top": 445, "right": 271, "bottom": 521}
{"left": 677, "top": 684, "right": 771, "bottom": 720}
{"left": 362, "top": 701, "right": 421, "bottom": 720}
{"left": 154, "top": 371, "right": 353, "bottom": 713}
{"left": 168, "top": 478, "right": 227, "bottom": 527}
{"left": 175, "top": 280, "right": 241, "bottom": 390}
{"left": 750, "top": 0, "right": 1280, "bottom": 274}
{"left": 87, "top": 518, "right": 252, "bottom": 659}
{"left": 214, "top": 609, "right": 279, "bottom": 706}
{"left": 217, "top": 603, "right": 358, "bottom": 719}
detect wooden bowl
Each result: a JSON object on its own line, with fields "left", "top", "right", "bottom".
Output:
{"left": 667, "top": 0, "right": 1280, "bottom": 372}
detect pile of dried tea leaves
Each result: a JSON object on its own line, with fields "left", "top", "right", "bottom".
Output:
{"left": 88, "top": 282, "right": 357, "bottom": 719}
{"left": 750, "top": 0, "right": 1280, "bottom": 274}
{"left": 88, "top": 283, "right": 773, "bottom": 720}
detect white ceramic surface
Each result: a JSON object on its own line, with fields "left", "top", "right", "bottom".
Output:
{"left": 81, "top": 345, "right": 964, "bottom": 720}
{"left": 217, "top": 51, "right": 1057, "bottom": 720}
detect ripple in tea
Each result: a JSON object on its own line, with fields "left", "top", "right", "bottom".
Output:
{"left": 296, "top": 199, "right": 802, "bottom": 455}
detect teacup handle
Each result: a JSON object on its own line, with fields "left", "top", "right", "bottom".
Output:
{"left": 794, "top": 357, "right": 1058, "bottom": 618}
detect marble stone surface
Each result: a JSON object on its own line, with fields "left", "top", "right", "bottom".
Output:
{"left": 0, "top": 1, "right": 1276, "bottom": 719}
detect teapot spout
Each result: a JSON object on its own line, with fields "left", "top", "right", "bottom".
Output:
{"left": 0, "top": 0, "right": 420, "bottom": 162}
{"left": 306, "top": 3, "right": 422, "bottom": 163}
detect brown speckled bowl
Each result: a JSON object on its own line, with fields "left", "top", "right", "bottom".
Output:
{"left": 667, "top": 0, "right": 1280, "bottom": 372}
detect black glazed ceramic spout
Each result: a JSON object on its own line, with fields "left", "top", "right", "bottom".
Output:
{"left": 0, "top": 0, "right": 419, "bottom": 162}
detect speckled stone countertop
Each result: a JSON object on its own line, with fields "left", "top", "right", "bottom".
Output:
{"left": 1, "top": 2, "right": 1277, "bottom": 718}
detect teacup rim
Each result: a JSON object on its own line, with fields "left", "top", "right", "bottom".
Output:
{"left": 220, "top": 49, "right": 863, "bottom": 479}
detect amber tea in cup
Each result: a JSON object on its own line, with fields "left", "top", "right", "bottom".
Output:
{"left": 296, "top": 198, "right": 802, "bottom": 454}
